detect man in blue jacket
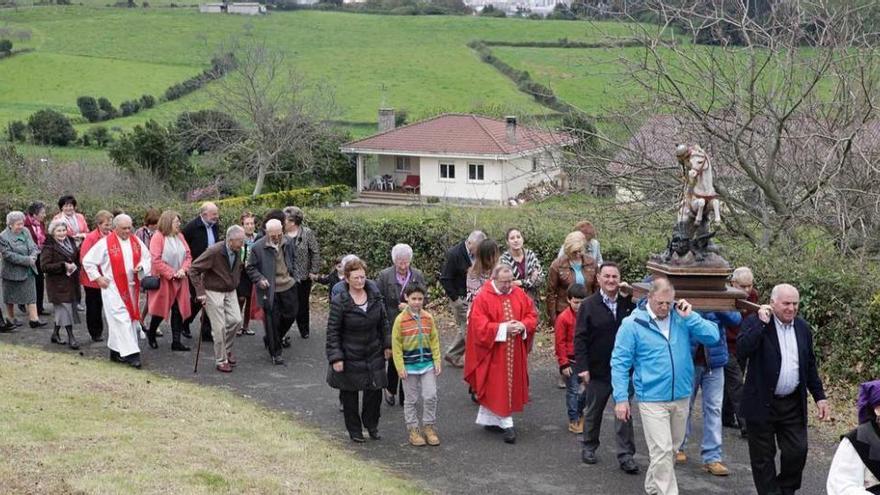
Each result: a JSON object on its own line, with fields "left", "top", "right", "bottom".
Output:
{"left": 611, "top": 278, "right": 719, "bottom": 495}
{"left": 676, "top": 310, "right": 741, "bottom": 477}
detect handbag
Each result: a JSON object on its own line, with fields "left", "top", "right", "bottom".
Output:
{"left": 141, "top": 275, "right": 161, "bottom": 291}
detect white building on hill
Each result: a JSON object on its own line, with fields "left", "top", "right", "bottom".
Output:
{"left": 199, "top": 2, "right": 267, "bottom": 14}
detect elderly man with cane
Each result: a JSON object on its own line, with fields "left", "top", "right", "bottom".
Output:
{"left": 189, "top": 225, "right": 245, "bottom": 373}
{"left": 246, "top": 219, "right": 298, "bottom": 365}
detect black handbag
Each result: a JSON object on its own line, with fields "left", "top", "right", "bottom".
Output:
{"left": 141, "top": 275, "right": 160, "bottom": 291}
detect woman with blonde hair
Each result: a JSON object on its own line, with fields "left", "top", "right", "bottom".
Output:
{"left": 546, "top": 231, "right": 597, "bottom": 326}
{"left": 146, "top": 210, "right": 193, "bottom": 351}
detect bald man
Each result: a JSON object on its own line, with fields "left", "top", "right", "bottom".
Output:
{"left": 245, "top": 219, "right": 298, "bottom": 365}
{"left": 182, "top": 201, "right": 221, "bottom": 341}
{"left": 738, "top": 284, "right": 830, "bottom": 495}
{"left": 82, "top": 214, "right": 152, "bottom": 369}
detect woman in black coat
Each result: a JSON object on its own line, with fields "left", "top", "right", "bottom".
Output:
{"left": 326, "top": 258, "right": 391, "bottom": 443}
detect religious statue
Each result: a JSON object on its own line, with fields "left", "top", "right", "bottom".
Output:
{"left": 654, "top": 144, "right": 727, "bottom": 267}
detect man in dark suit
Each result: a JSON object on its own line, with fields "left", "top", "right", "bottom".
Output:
{"left": 737, "top": 283, "right": 831, "bottom": 495}
{"left": 440, "top": 230, "right": 485, "bottom": 368}
{"left": 574, "top": 262, "right": 638, "bottom": 474}
{"left": 181, "top": 202, "right": 221, "bottom": 341}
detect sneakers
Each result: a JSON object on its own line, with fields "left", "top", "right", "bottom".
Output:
{"left": 422, "top": 425, "right": 440, "bottom": 446}
{"left": 675, "top": 451, "right": 687, "bottom": 464}
{"left": 568, "top": 419, "right": 583, "bottom": 434}
{"left": 703, "top": 462, "right": 730, "bottom": 476}
{"left": 408, "top": 427, "right": 427, "bottom": 447}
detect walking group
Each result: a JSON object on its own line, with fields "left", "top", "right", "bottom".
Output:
{"left": 2, "top": 201, "right": 878, "bottom": 495}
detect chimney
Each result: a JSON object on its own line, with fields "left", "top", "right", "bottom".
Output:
{"left": 505, "top": 116, "right": 517, "bottom": 145}
{"left": 378, "top": 108, "right": 396, "bottom": 132}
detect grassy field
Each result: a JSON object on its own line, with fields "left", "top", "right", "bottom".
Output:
{"left": 0, "top": 342, "right": 423, "bottom": 494}
{"left": 0, "top": 7, "right": 639, "bottom": 134}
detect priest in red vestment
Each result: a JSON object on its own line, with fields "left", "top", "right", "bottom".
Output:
{"left": 464, "top": 264, "right": 538, "bottom": 444}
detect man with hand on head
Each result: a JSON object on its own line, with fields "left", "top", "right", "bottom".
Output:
{"left": 610, "top": 278, "right": 719, "bottom": 495}
{"left": 738, "top": 283, "right": 830, "bottom": 495}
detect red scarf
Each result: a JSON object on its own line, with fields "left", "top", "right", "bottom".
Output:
{"left": 107, "top": 233, "right": 141, "bottom": 322}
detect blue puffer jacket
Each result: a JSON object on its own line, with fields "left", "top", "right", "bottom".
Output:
{"left": 694, "top": 311, "right": 741, "bottom": 369}
{"left": 611, "top": 303, "right": 719, "bottom": 404}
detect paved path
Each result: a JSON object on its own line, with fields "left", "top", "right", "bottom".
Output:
{"left": 1, "top": 306, "right": 835, "bottom": 494}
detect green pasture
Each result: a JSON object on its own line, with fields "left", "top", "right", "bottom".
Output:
{"left": 0, "top": 7, "right": 637, "bottom": 133}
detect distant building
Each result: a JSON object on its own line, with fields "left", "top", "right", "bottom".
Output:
{"left": 341, "top": 111, "right": 576, "bottom": 205}
{"left": 199, "top": 2, "right": 267, "bottom": 15}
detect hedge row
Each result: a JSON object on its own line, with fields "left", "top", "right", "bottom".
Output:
{"left": 212, "top": 185, "right": 352, "bottom": 213}
{"left": 468, "top": 40, "right": 581, "bottom": 116}
{"left": 480, "top": 38, "right": 642, "bottom": 49}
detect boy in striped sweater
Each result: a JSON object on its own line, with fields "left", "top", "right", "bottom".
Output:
{"left": 392, "top": 285, "right": 442, "bottom": 446}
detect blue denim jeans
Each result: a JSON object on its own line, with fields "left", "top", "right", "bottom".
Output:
{"left": 681, "top": 365, "right": 725, "bottom": 463}
{"left": 565, "top": 371, "right": 587, "bottom": 421}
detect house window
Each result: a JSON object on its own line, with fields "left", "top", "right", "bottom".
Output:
{"left": 440, "top": 163, "right": 455, "bottom": 180}
{"left": 396, "top": 156, "right": 411, "bottom": 172}
{"left": 468, "top": 163, "right": 485, "bottom": 182}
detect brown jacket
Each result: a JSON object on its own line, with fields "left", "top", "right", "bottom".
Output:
{"left": 545, "top": 253, "right": 597, "bottom": 324}
{"left": 40, "top": 236, "right": 80, "bottom": 304}
{"left": 188, "top": 241, "right": 242, "bottom": 297}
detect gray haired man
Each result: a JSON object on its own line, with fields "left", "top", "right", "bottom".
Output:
{"left": 440, "top": 230, "right": 486, "bottom": 367}
{"left": 189, "top": 225, "right": 245, "bottom": 373}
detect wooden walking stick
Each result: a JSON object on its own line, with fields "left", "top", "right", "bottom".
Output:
{"left": 193, "top": 309, "right": 204, "bottom": 374}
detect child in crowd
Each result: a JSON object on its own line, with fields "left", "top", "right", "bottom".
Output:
{"left": 555, "top": 283, "right": 588, "bottom": 433}
{"left": 392, "top": 285, "right": 442, "bottom": 447}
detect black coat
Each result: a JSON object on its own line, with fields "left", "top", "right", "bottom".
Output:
{"left": 325, "top": 283, "right": 390, "bottom": 391}
{"left": 573, "top": 292, "right": 636, "bottom": 381}
{"left": 439, "top": 240, "right": 471, "bottom": 301}
{"left": 181, "top": 215, "right": 221, "bottom": 260}
{"left": 737, "top": 314, "right": 826, "bottom": 424}
{"left": 245, "top": 237, "right": 297, "bottom": 311}
{"left": 40, "top": 236, "right": 80, "bottom": 304}
{"left": 375, "top": 265, "right": 427, "bottom": 325}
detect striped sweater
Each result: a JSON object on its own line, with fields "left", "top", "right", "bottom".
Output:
{"left": 391, "top": 307, "right": 441, "bottom": 375}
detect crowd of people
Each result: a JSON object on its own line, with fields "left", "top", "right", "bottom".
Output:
{"left": 1, "top": 198, "right": 878, "bottom": 495}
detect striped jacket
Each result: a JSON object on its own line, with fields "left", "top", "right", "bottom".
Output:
{"left": 391, "top": 307, "right": 441, "bottom": 374}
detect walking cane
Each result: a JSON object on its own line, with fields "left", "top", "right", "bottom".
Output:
{"left": 193, "top": 307, "right": 204, "bottom": 374}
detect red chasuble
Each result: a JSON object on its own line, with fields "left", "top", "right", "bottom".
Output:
{"left": 463, "top": 281, "right": 539, "bottom": 417}
{"left": 107, "top": 232, "right": 141, "bottom": 322}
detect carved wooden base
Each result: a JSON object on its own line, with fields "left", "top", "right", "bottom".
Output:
{"left": 633, "top": 261, "right": 748, "bottom": 311}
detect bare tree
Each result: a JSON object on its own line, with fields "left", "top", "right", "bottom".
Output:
{"left": 182, "top": 39, "right": 339, "bottom": 197}
{"left": 568, "top": 0, "right": 880, "bottom": 254}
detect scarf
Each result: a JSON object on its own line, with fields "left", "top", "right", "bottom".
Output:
{"left": 107, "top": 233, "right": 141, "bottom": 322}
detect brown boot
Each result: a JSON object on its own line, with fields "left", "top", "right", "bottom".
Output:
{"left": 422, "top": 425, "right": 440, "bottom": 446}
{"left": 408, "top": 427, "right": 426, "bottom": 447}
{"left": 703, "top": 462, "right": 730, "bottom": 476}
{"left": 568, "top": 420, "right": 583, "bottom": 434}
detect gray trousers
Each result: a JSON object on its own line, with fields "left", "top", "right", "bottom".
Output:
{"left": 444, "top": 298, "right": 468, "bottom": 362}
{"left": 582, "top": 378, "right": 636, "bottom": 462}
{"left": 402, "top": 370, "right": 438, "bottom": 428}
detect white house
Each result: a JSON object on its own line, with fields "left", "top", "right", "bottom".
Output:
{"left": 199, "top": 2, "right": 267, "bottom": 14}
{"left": 340, "top": 112, "right": 575, "bottom": 204}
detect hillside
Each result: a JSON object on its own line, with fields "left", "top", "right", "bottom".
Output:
{"left": 0, "top": 8, "right": 639, "bottom": 136}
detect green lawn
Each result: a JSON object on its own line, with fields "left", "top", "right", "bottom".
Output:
{"left": 0, "top": 342, "right": 424, "bottom": 494}
{"left": 0, "top": 7, "right": 636, "bottom": 132}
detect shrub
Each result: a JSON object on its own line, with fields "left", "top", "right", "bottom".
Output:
{"left": 109, "top": 120, "right": 190, "bottom": 182}
{"left": 76, "top": 96, "right": 101, "bottom": 122}
{"left": 164, "top": 53, "right": 236, "bottom": 101}
{"left": 97, "top": 97, "right": 118, "bottom": 120}
{"left": 6, "top": 120, "right": 27, "bottom": 142}
{"left": 0, "top": 39, "right": 12, "bottom": 55}
{"left": 213, "top": 185, "right": 351, "bottom": 212}
{"left": 140, "top": 94, "right": 156, "bottom": 109}
{"left": 85, "top": 126, "right": 113, "bottom": 147}
{"left": 479, "top": 4, "right": 505, "bottom": 17}
{"left": 120, "top": 100, "right": 141, "bottom": 117}
{"left": 27, "top": 109, "right": 77, "bottom": 146}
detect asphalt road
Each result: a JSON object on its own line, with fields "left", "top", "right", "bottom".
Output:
{"left": 0, "top": 304, "right": 836, "bottom": 495}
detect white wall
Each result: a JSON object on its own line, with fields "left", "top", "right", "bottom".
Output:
{"left": 419, "top": 157, "right": 503, "bottom": 203}
{"left": 501, "top": 151, "right": 561, "bottom": 201}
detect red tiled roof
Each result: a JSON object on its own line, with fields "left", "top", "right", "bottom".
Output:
{"left": 342, "top": 113, "right": 574, "bottom": 156}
